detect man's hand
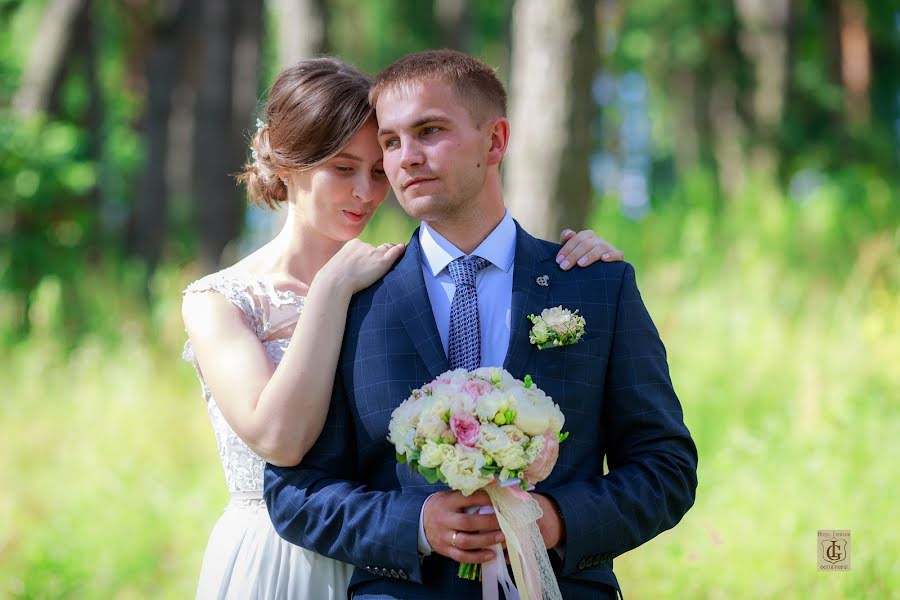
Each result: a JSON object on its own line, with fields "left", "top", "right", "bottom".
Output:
{"left": 423, "top": 490, "right": 506, "bottom": 564}
{"left": 533, "top": 493, "right": 566, "bottom": 549}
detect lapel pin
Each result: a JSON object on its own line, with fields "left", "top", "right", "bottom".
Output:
{"left": 536, "top": 275, "right": 549, "bottom": 287}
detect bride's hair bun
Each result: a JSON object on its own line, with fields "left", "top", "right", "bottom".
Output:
{"left": 236, "top": 57, "right": 374, "bottom": 209}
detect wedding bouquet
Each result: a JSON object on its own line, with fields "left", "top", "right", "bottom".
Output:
{"left": 389, "top": 367, "right": 567, "bottom": 600}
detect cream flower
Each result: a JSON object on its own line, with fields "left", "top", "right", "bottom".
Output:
{"left": 441, "top": 445, "right": 493, "bottom": 496}
{"left": 418, "top": 440, "right": 446, "bottom": 468}
{"left": 527, "top": 306, "right": 586, "bottom": 349}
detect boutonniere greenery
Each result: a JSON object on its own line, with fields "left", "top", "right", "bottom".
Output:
{"left": 527, "top": 306, "right": 586, "bottom": 349}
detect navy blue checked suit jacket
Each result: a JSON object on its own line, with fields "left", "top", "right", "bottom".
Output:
{"left": 265, "top": 223, "right": 698, "bottom": 599}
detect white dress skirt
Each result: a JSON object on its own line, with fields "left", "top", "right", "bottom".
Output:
{"left": 195, "top": 494, "right": 351, "bottom": 599}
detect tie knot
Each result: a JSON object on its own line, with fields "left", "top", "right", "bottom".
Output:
{"left": 447, "top": 256, "right": 490, "bottom": 288}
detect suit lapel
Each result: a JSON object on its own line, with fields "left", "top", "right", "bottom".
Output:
{"left": 504, "top": 223, "right": 554, "bottom": 377}
{"left": 383, "top": 230, "right": 450, "bottom": 380}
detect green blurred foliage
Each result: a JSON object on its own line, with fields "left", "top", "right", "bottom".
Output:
{"left": 1, "top": 0, "right": 898, "bottom": 597}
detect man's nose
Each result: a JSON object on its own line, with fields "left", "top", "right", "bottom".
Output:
{"left": 399, "top": 138, "right": 424, "bottom": 169}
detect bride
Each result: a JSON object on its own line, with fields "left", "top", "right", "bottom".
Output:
{"left": 181, "top": 57, "right": 623, "bottom": 599}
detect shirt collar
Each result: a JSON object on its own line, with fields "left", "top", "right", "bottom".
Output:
{"left": 419, "top": 210, "right": 516, "bottom": 277}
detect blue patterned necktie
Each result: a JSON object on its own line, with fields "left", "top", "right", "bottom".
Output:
{"left": 447, "top": 256, "right": 490, "bottom": 370}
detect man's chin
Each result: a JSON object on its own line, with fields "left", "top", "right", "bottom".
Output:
{"left": 397, "top": 195, "right": 446, "bottom": 221}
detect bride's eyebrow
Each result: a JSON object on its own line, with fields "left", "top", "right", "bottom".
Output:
{"left": 332, "top": 152, "right": 363, "bottom": 161}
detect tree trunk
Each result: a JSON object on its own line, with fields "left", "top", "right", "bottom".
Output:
{"left": 735, "top": 0, "right": 792, "bottom": 176}
{"left": 504, "top": 0, "right": 597, "bottom": 241}
{"left": 127, "top": 0, "right": 196, "bottom": 275}
{"left": 12, "top": 0, "right": 85, "bottom": 116}
{"left": 270, "top": 0, "right": 328, "bottom": 67}
{"left": 193, "top": 0, "right": 263, "bottom": 271}
{"left": 435, "top": 0, "right": 470, "bottom": 51}
{"left": 836, "top": 0, "right": 870, "bottom": 125}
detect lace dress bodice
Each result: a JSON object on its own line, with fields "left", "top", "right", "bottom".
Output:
{"left": 182, "top": 272, "right": 305, "bottom": 498}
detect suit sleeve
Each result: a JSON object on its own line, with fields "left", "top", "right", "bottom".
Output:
{"left": 264, "top": 374, "right": 430, "bottom": 583}
{"left": 544, "top": 263, "right": 698, "bottom": 575}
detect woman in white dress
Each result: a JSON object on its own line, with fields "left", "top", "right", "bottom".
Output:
{"left": 181, "top": 57, "right": 623, "bottom": 600}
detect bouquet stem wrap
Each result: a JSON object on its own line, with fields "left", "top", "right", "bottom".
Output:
{"left": 481, "top": 484, "right": 562, "bottom": 600}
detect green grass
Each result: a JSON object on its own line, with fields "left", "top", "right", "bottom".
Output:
{"left": 2, "top": 196, "right": 898, "bottom": 598}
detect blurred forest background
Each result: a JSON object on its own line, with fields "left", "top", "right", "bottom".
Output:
{"left": 1, "top": 0, "right": 897, "bottom": 598}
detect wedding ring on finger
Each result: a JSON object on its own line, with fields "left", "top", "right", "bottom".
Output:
{"left": 451, "top": 531, "right": 458, "bottom": 548}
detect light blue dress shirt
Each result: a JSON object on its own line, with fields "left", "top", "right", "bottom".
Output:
{"left": 418, "top": 210, "right": 516, "bottom": 368}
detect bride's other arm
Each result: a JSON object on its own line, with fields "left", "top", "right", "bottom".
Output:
{"left": 182, "top": 241, "right": 405, "bottom": 467}
{"left": 556, "top": 228, "right": 624, "bottom": 269}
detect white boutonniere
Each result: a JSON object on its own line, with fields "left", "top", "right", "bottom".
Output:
{"left": 527, "top": 306, "right": 586, "bottom": 349}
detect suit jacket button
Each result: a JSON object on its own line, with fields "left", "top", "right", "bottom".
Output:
{"left": 577, "top": 558, "right": 585, "bottom": 569}
{"left": 399, "top": 569, "right": 408, "bottom": 580}
{"left": 390, "top": 569, "right": 399, "bottom": 578}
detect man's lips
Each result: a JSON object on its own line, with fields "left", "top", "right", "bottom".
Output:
{"left": 402, "top": 177, "right": 436, "bottom": 190}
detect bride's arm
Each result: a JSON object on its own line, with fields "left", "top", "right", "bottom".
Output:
{"left": 182, "top": 240, "right": 405, "bottom": 467}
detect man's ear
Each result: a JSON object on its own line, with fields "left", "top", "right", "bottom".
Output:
{"left": 485, "top": 117, "right": 510, "bottom": 167}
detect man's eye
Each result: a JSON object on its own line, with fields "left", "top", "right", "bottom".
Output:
{"left": 382, "top": 138, "right": 399, "bottom": 150}
{"left": 422, "top": 126, "right": 440, "bottom": 135}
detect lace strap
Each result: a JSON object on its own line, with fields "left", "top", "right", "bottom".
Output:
{"left": 183, "top": 273, "right": 265, "bottom": 335}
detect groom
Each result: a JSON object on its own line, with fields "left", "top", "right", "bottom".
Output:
{"left": 265, "top": 50, "right": 697, "bottom": 599}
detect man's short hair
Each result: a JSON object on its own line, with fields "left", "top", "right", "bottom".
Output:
{"left": 369, "top": 49, "right": 507, "bottom": 123}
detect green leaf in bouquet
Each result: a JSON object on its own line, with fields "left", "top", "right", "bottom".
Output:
{"left": 396, "top": 452, "right": 407, "bottom": 464}
{"left": 558, "top": 431, "right": 570, "bottom": 443}
{"left": 417, "top": 464, "right": 440, "bottom": 484}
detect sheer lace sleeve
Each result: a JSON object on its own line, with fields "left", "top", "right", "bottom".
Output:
{"left": 181, "top": 271, "right": 305, "bottom": 363}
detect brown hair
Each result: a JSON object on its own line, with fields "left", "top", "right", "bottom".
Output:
{"left": 237, "top": 57, "right": 373, "bottom": 209}
{"left": 369, "top": 49, "right": 507, "bottom": 123}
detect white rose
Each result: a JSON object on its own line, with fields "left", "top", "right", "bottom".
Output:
{"left": 475, "top": 390, "right": 507, "bottom": 421}
{"left": 478, "top": 423, "right": 512, "bottom": 454}
{"left": 440, "top": 445, "right": 492, "bottom": 496}
{"left": 418, "top": 440, "right": 446, "bottom": 468}
{"left": 389, "top": 396, "right": 427, "bottom": 455}
{"left": 541, "top": 306, "right": 570, "bottom": 329}
{"left": 501, "top": 425, "right": 529, "bottom": 445}
{"left": 547, "top": 403, "right": 565, "bottom": 434}
{"left": 512, "top": 399, "right": 550, "bottom": 436}
{"left": 493, "top": 444, "right": 528, "bottom": 471}
{"left": 530, "top": 319, "right": 551, "bottom": 344}
{"left": 417, "top": 411, "right": 450, "bottom": 441}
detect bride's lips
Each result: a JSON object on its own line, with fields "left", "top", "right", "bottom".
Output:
{"left": 342, "top": 210, "right": 366, "bottom": 223}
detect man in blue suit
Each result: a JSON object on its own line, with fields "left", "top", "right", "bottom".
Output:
{"left": 265, "top": 50, "right": 698, "bottom": 599}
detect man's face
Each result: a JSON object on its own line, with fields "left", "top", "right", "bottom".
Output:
{"left": 375, "top": 80, "right": 491, "bottom": 223}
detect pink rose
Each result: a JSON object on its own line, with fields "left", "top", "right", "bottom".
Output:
{"left": 462, "top": 380, "right": 493, "bottom": 401}
{"left": 523, "top": 434, "right": 559, "bottom": 483}
{"left": 449, "top": 413, "right": 481, "bottom": 449}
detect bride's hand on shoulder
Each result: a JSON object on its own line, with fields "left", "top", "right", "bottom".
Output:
{"left": 316, "top": 239, "right": 406, "bottom": 293}
{"left": 556, "top": 228, "right": 624, "bottom": 270}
